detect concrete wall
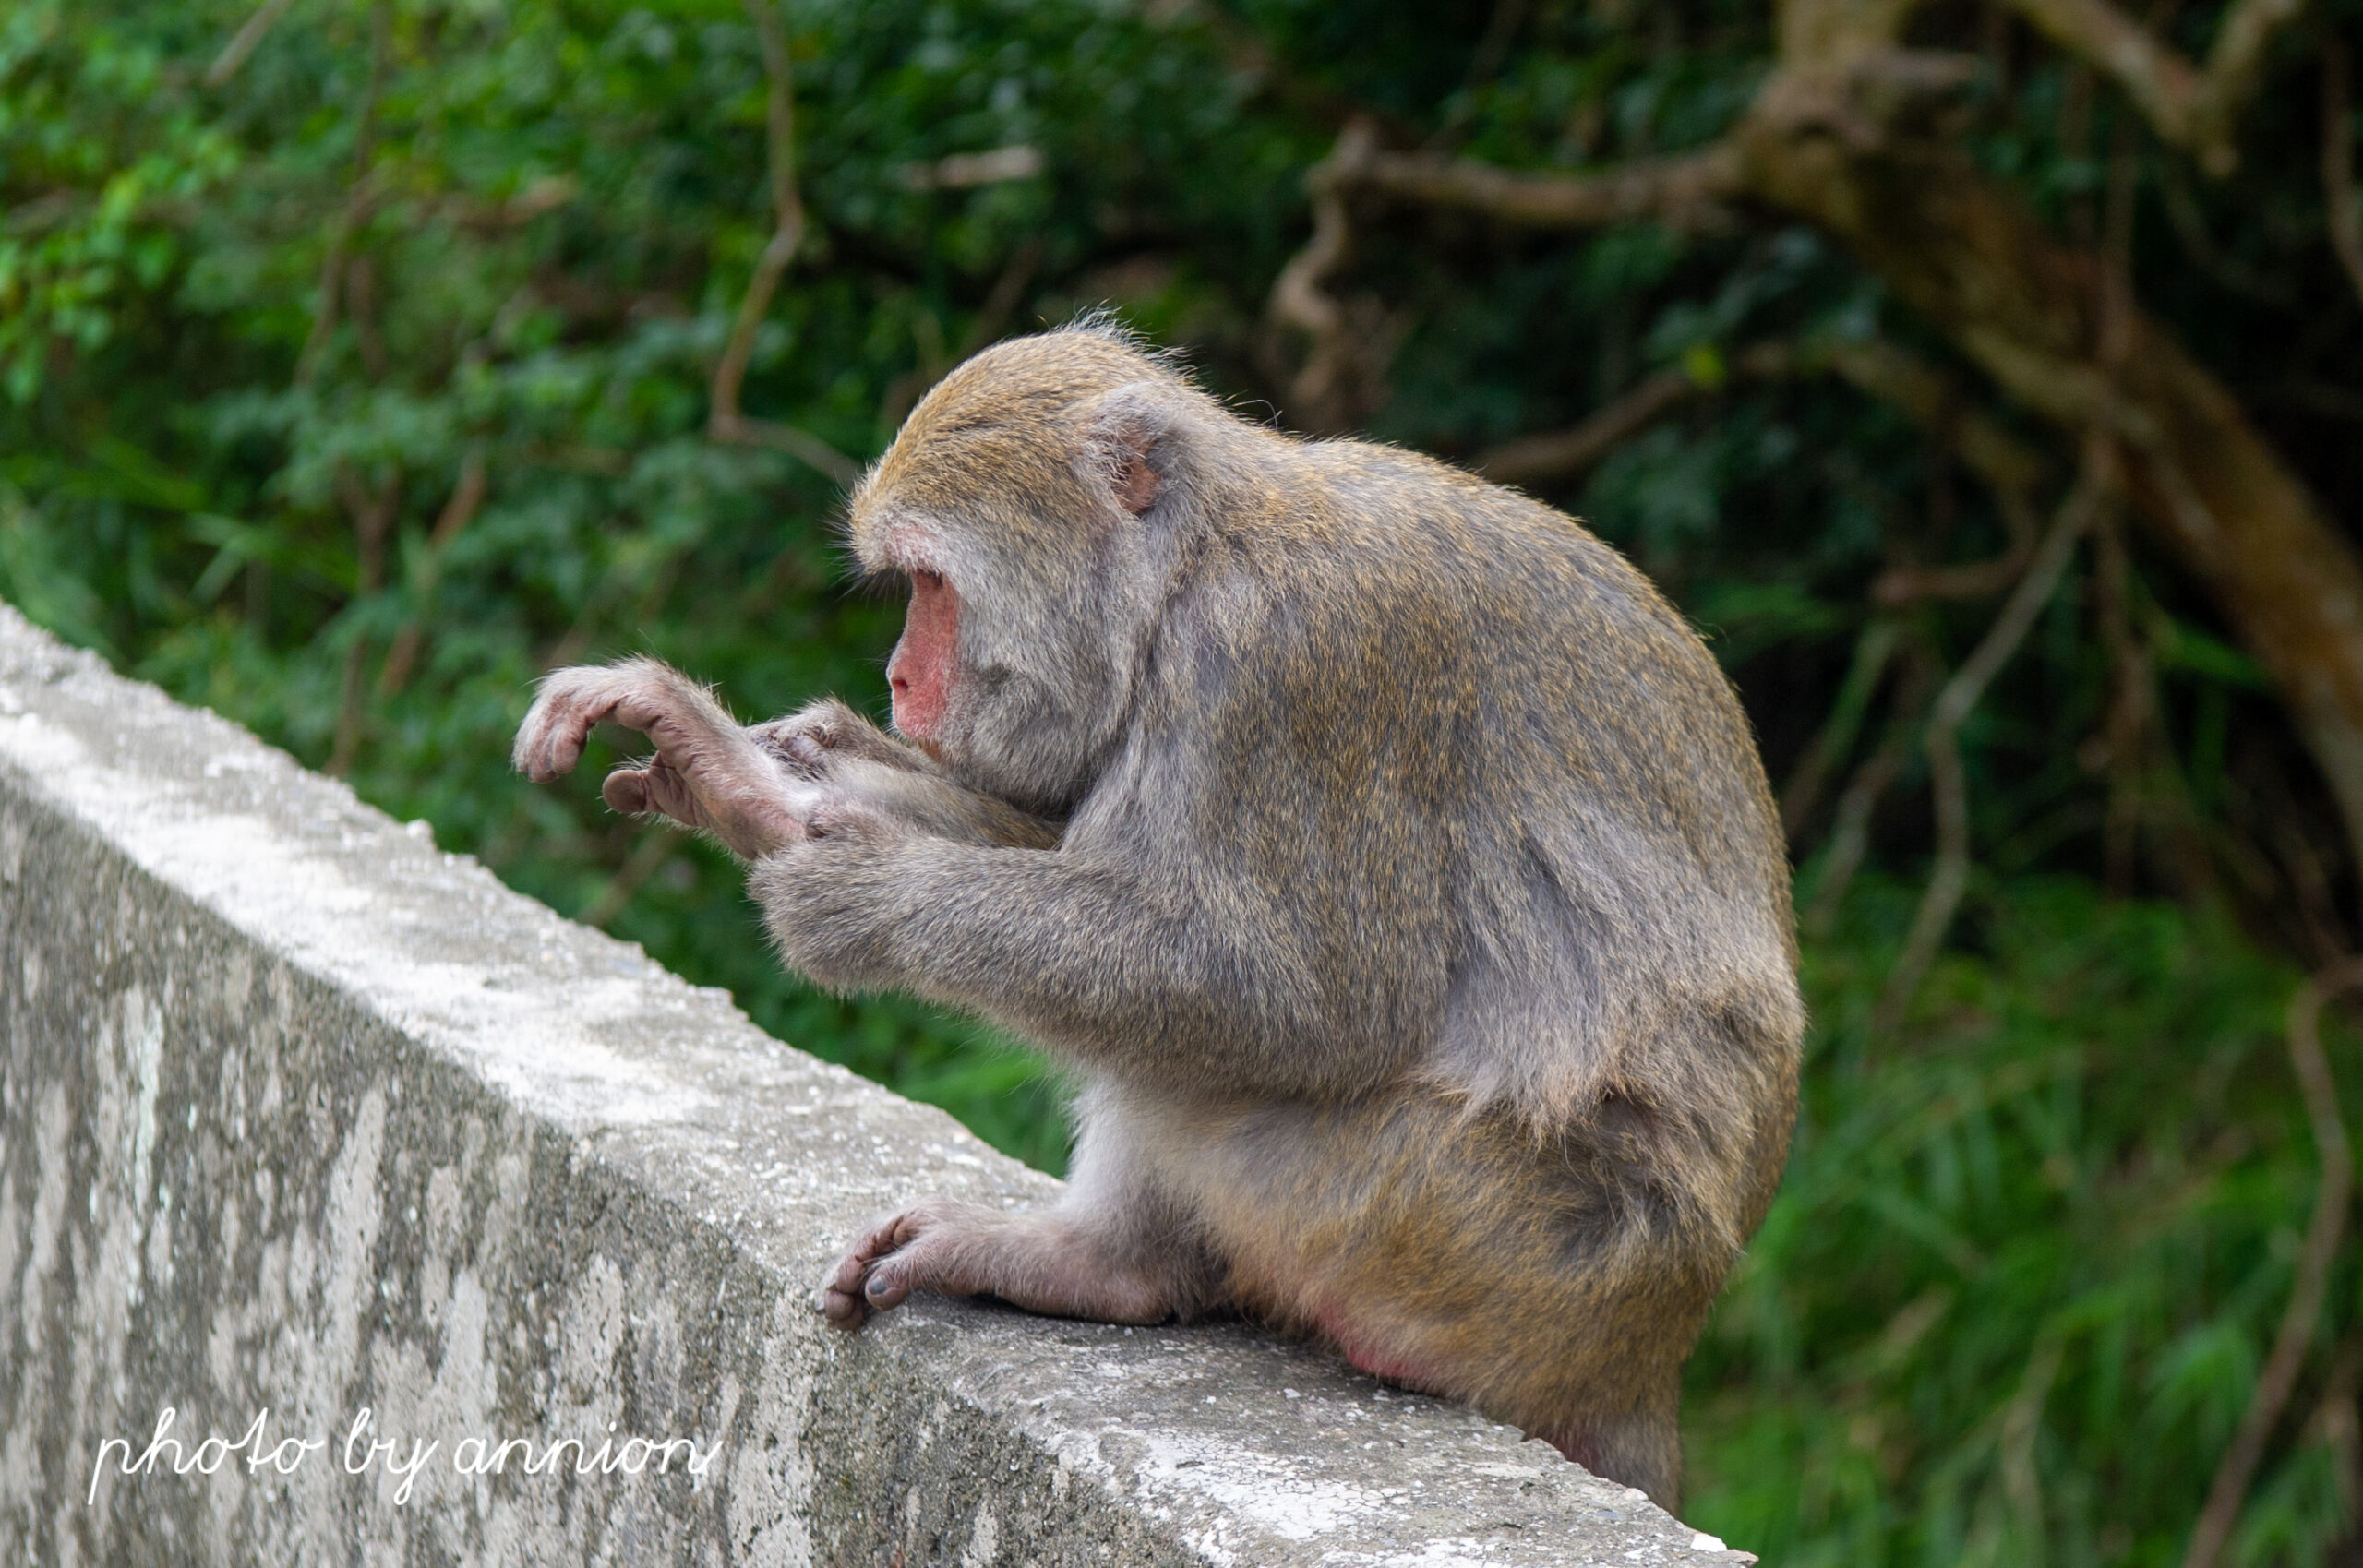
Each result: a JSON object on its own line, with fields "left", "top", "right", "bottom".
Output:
{"left": 0, "top": 604, "right": 1748, "bottom": 1567}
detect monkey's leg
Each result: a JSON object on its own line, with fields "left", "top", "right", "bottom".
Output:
{"left": 752, "top": 700, "right": 1062, "bottom": 847}
{"left": 749, "top": 697, "right": 937, "bottom": 778}
{"left": 1188, "top": 1093, "right": 1708, "bottom": 1511}
{"left": 817, "top": 1085, "right": 1217, "bottom": 1331}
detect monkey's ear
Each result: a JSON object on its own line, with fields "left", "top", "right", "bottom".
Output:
{"left": 1088, "top": 382, "right": 1172, "bottom": 518}
{"left": 1112, "top": 449, "right": 1160, "bottom": 515}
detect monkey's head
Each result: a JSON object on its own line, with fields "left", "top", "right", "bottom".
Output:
{"left": 846, "top": 324, "right": 1208, "bottom": 812}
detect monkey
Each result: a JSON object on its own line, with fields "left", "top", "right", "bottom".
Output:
{"left": 512, "top": 322, "right": 1804, "bottom": 1509}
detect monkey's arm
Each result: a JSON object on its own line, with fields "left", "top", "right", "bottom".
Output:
{"left": 751, "top": 834, "right": 1385, "bottom": 1098}
{"left": 515, "top": 662, "right": 1060, "bottom": 854}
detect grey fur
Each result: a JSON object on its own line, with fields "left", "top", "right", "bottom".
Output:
{"left": 514, "top": 324, "right": 1804, "bottom": 1509}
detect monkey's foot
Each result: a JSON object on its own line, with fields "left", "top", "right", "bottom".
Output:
{"left": 812, "top": 1199, "right": 967, "bottom": 1330}
{"left": 812, "top": 1197, "right": 1180, "bottom": 1330}
{"left": 750, "top": 698, "right": 906, "bottom": 779}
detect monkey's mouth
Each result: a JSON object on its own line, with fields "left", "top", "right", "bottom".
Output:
{"left": 887, "top": 569, "right": 959, "bottom": 740}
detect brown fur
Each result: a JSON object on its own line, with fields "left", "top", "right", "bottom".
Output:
{"left": 512, "top": 323, "right": 1804, "bottom": 1509}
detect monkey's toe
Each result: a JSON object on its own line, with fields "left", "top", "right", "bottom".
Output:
{"left": 812, "top": 1281, "right": 870, "bottom": 1329}
{"left": 783, "top": 730, "right": 834, "bottom": 773}
{"left": 861, "top": 1266, "right": 914, "bottom": 1311}
{"left": 814, "top": 1245, "right": 882, "bottom": 1327}
{"left": 751, "top": 723, "right": 828, "bottom": 779}
{"left": 815, "top": 1215, "right": 918, "bottom": 1329}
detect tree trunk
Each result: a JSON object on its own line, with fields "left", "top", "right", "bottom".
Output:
{"left": 1319, "top": 5, "right": 2363, "bottom": 873}
{"left": 1735, "top": 78, "right": 2363, "bottom": 869}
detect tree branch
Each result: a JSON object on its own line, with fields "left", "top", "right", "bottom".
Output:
{"left": 1268, "top": 118, "right": 1363, "bottom": 370}
{"left": 1732, "top": 66, "right": 2363, "bottom": 892}
{"left": 294, "top": 2, "right": 390, "bottom": 388}
{"left": 707, "top": 0, "right": 857, "bottom": 487}
{"left": 1774, "top": 0, "right": 1932, "bottom": 72}
{"left": 2008, "top": 0, "right": 2202, "bottom": 148}
{"left": 1341, "top": 139, "right": 1745, "bottom": 231}
{"left": 205, "top": 0, "right": 298, "bottom": 87}
{"left": 2181, "top": 956, "right": 2363, "bottom": 1568}
{"left": 1782, "top": 616, "right": 1903, "bottom": 841}
{"left": 328, "top": 462, "right": 401, "bottom": 777}
{"left": 378, "top": 448, "right": 486, "bottom": 698}
{"left": 1476, "top": 337, "right": 2048, "bottom": 515}
{"left": 1268, "top": 119, "right": 1389, "bottom": 432}
{"left": 1871, "top": 538, "right": 2043, "bottom": 603}
{"left": 1824, "top": 337, "right": 2050, "bottom": 605}
{"left": 1801, "top": 653, "right": 1929, "bottom": 937}
{"left": 1475, "top": 365, "right": 1705, "bottom": 485}
{"left": 2325, "top": 40, "right": 2363, "bottom": 309}
{"left": 1286, "top": 4, "right": 2363, "bottom": 890}
{"left": 2005, "top": 0, "right": 2309, "bottom": 174}
{"left": 2157, "top": 158, "right": 2296, "bottom": 303}
{"left": 1877, "top": 455, "right": 2099, "bottom": 1027}
{"left": 1819, "top": 340, "right": 2051, "bottom": 498}
{"left": 2203, "top": 0, "right": 2311, "bottom": 151}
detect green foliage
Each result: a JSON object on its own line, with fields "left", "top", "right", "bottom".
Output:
{"left": 1694, "top": 878, "right": 2344, "bottom": 1566}
{"left": 6, "top": 0, "right": 2363, "bottom": 1562}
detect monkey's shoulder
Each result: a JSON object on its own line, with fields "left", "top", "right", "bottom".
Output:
{"left": 1199, "top": 444, "right": 1709, "bottom": 695}
{"left": 1149, "top": 448, "right": 1781, "bottom": 851}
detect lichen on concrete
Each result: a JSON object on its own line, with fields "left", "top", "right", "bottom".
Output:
{"left": 0, "top": 604, "right": 1748, "bottom": 1566}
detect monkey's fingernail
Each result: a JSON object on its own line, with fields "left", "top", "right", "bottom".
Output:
{"left": 864, "top": 1273, "right": 894, "bottom": 1302}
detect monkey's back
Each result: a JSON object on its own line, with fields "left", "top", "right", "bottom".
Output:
{"left": 1158, "top": 432, "right": 1801, "bottom": 1129}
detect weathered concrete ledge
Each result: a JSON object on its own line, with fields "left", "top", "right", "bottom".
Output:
{"left": 0, "top": 603, "right": 1745, "bottom": 1566}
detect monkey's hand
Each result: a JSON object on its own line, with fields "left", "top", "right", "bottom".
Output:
{"left": 512, "top": 657, "right": 814, "bottom": 860}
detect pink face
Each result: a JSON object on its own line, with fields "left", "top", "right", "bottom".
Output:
{"left": 887, "top": 569, "right": 959, "bottom": 742}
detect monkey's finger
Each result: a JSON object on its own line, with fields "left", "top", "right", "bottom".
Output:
{"left": 815, "top": 1235, "right": 899, "bottom": 1328}
{"left": 601, "top": 768, "right": 654, "bottom": 816}
{"left": 780, "top": 728, "right": 830, "bottom": 777}
{"left": 845, "top": 1210, "right": 919, "bottom": 1266}
{"left": 606, "top": 669, "right": 750, "bottom": 775}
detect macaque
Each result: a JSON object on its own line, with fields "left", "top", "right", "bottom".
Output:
{"left": 513, "top": 323, "right": 1802, "bottom": 1508}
